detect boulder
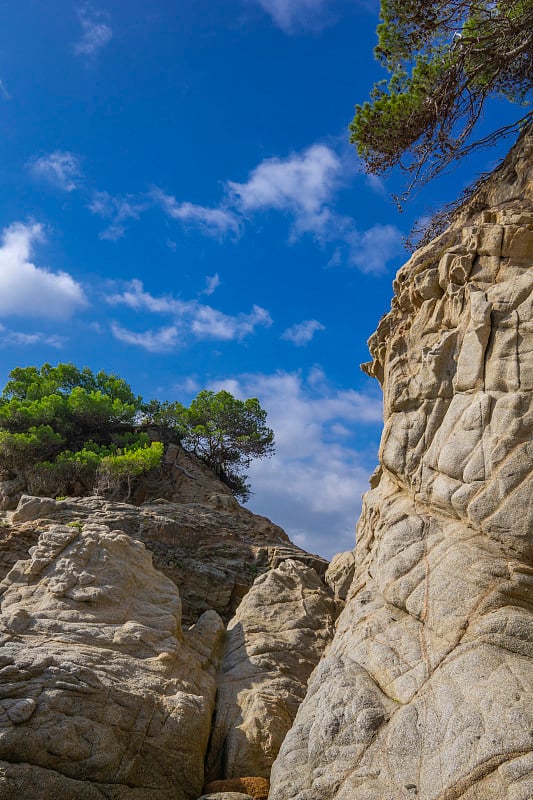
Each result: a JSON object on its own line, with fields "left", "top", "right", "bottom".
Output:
{"left": 11, "top": 494, "right": 56, "bottom": 523}
{"left": 205, "top": 560, "right": 336, "bottom": 781}
{"left": 0, "top": 523, "right": 224, "bottom": 799}
{"left": 0, "top": 490, "right": 327, "bottom": 627}
{"left": 202, "top": 777, "right": 269, "bottom": 798}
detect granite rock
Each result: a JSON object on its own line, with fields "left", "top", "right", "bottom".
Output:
{"left": 269, "top": 128, "right": 533, "bottom": 799}
{"left": 205, "top": 560, "right": 336, "bottom": 781}
{"left": 0, "top": 523, "right": 224, "bottom": 799}
{"left": 0, "top": 488, "right": 327, "bottom": 627}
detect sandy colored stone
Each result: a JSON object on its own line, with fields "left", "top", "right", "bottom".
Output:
{"left": 203, "top": 777, "right": 269, "bottom": 799}
{"left": 0, "top": 523, "right": 224, "bottom": 799}
{"left": 197, "top": 794, "right": 254, "bottom": 800}
{"left": 205, "top": 560, "right": 336, "bottom": 781}
{"left": 11, "top": 495, "right": 57, "bottom": 523}
{"left": 269, "top": 128, "right": 533, "bottom": 799}
{"left": 0, "top": 448, "right": 327, "bottom": 627}
{"left": 325, "top": 549, "right": 355, "bottom": 599}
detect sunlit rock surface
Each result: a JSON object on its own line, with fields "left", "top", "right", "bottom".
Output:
{"left": 205, "top": 560, "right": 336, "bottom": 781}
{"left": 0, "top": 523, "right": 223, "bottom": 799}
{"left": 269, "top": 129, "right": 533, "bottom": 799}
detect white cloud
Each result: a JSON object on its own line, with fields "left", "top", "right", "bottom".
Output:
{"left": 74, "top": 5, "right": 112, "bottom": 57}
{"left": 78, "top": 142, "right": 401, "bottom": 274}
{"left": 228, "top": 144, "right": 341, "bottom": 237}
{"left": 151, "top": 188, "right": 241, "bottom": 239}
{"left": 107, "top": 279, "right": 272, "bottom": 351}
{"left": 0, "top": 222, "right": 87, "bottom": 319}
{"left": 89, "top": 191, "right": 148, "bottom": 240}
{"left": 346, "top": 223, "right": 404, "bottom": 274}
{"left": 201, "top": 273, "right": 221, "bottom": 296}
{"left": 191, "top": 304, "right": 272, "bottom": 341}
{"left": 251, "top": 0, "right": 331, "bottom": 33}
{"left": 0, "top": 80, "right": 10, "bottom": 100}
{"left": 365, "top": 172, "right": 387, "bottom": 196}
{"left": 0, "top": 324, "right": 64, "bottom": 348}
{"left": 282, "top": 319, "right": 325, "bottom": 346}
{"left": 110, "top": 322, "right": 179, "bottom": 353}
{"left": 30, "top": 151, "right": 82, "bottom": 192}
{"left": 226, "top": 144, "right": 403, "bottom": 271}
{"left": 212, "top": 369, "right": 383, "bottom": 559}
{"left": 106, "top": 279, "right": 185, "bottom": 314}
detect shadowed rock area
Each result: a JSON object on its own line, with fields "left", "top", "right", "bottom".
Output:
{"left": 269, "top": 128, "right": 533, "bottom": 799}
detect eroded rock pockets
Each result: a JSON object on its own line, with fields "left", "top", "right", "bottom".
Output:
{"left": 0, "top": 522, "right": 336, "bottom": 799}
{"left": 0, "top": 523, "right": 224, "bottom": 800}
{"left": 269, "top": 130, "right": 533, "bottom": 800}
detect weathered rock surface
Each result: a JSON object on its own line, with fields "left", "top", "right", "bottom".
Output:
{"left": 0, "top": 523, "right": 224, "bottom": 799}
{"left": 269, "top": 129, "right": 533, "bottom": 798}
{"left": 203, "top": 777, "right": 270, "bottom": 798}
{"left": 0, "top": 459, "right": 327, "bottom": 627}
{"left": 197, "top": 794, "right": 254, "bottom": 800}
{"left": 205, "top": 561, "right": 336, "bottom": 781}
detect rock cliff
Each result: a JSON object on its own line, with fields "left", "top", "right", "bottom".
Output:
{"left": 0, "top": 447, "right": 334, "bottom": 797}
{"left": 0, "top": 127, "right": 531, "bottom": 799}
{"left": 269, "top": 128, "right": 533, "bottom": 799}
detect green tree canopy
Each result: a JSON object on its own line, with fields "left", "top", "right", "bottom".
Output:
{"left": 0, "top": 364, "right": 274, "bottom": 502}
{"left": 350, "top": 0, "right": 533, "bottom": 196}
{"left": 181, "top": 390, "right": 275, "bottom": 501}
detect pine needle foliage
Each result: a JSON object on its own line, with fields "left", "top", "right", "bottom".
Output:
{"left": 0, "top": 364, "right": 274, "bottom": 502}
{"left": 350, "top": 0, "right": 533, "bottom": 198}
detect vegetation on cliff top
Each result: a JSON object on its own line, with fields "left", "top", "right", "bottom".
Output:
{"left": 351, "top": 0, "right": 533, "bottom": 197}
{"left": 0, "top": 363, "right": 274, "bottom": 502}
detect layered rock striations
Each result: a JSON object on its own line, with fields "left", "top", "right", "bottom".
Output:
{"left": 269, "top": 130, "right": 533, "bottom": 798}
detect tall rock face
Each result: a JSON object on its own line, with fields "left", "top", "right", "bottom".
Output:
{"left": 269, "top": 130, "right": 533, "bottom": 799}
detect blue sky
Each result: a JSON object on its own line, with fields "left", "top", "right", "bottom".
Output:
{"left": 0, "top": 0, "right": 521, "bottom": 558}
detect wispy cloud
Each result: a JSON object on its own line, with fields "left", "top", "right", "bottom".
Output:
{"left": 106, "top": 279, "right": 185, "bottom": 314}
{"left": 282, "top": 319, "right": 325, "bottom": 346}
{"left": 107, "top": 279, "right": 272, "bottom": 351}
{"left": 0, "top": 80, "right": 10, "bottom": 100}
{"left": 0, "top": 324, "right": 65, "bottom": 348}
{"left": 0, "top": 222, "right": 87, "bottom": 319}
{"left": 73, "top": 4, "right": 112, "bottom": 57}
{"left": 227, "top": 143, "right": 403, "bottom": 272}
{"left": 30, "top": 151, "right": 82, "bottom": 192}
{"left": 151, "top": 187, "right": 241, "bottom": 239}
{"left": 201, "top": 273, "right": 221, "bottom": 296}
{"left": 343, "top": 223, "right": 403, "bottom": 274}
{"left": 88, "top": 191, "right": 148, "bottom": 240}
{"left": 110, "top": 323, "right": 180, "bottom": 353}
{"left": 212, "top": 368, "right": 382, "bottom": 558}
{"left": 250, "top": 0, "right": 332, "bottom": 34}
{"left": 228, "top": 144, "right": 342, "bottom": 238}
{"left": 191, "top": 304, "right": 272, "bottom": 340}
{"left": 64, "top": 141, "right": 401, "bottom": 274}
